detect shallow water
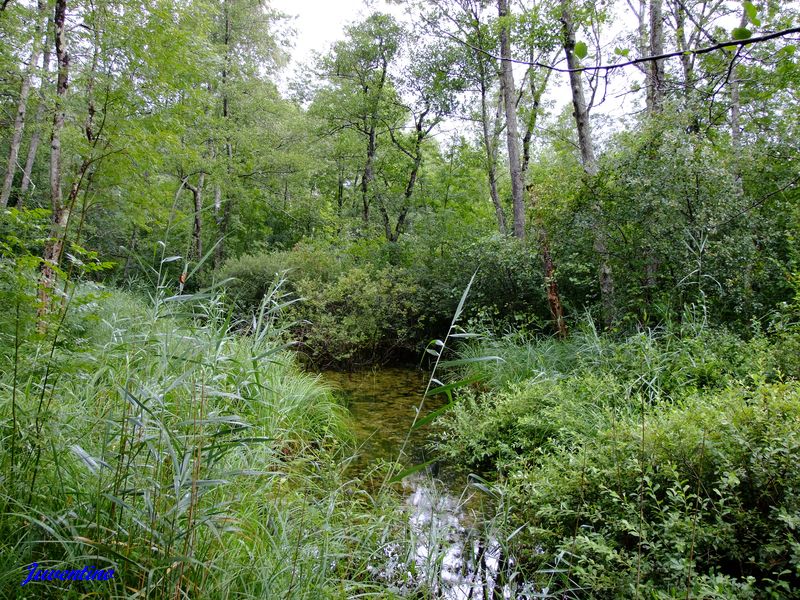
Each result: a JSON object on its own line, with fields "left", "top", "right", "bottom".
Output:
{"left": 323, "top": 367, "right": 445, "bottom": 469}
{"left": 324, "top": 367, "right": 523, "bottom": 599}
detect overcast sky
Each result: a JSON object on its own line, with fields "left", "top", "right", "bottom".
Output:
{"left": 269, "top": 0, "right": 639, "bottom": 140}
{"left": 271, "top": 0, "right": 401, "bottom": 69}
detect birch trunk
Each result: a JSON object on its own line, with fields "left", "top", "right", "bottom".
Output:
{"left": 482, "top": 83, "right": 507, "bottom": 235}
{"left": 497, "top": 0, "right": 525, "bottom": 239}
{"left": 473, "top": 10, "right": 507, "bottom": 235}
{"left": 1, "top": 1, "right": 47, "bottom": 208}
{"left": 38, "top": 0, "right": 70, "bottom": 322}
{"left": 646, "top": 0, "right": 665, "bottom": 114}
{"left": 19, "top": 23, "right": 51, "bottom": 199}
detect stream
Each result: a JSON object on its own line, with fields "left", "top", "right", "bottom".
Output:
{"left": 324, "top": 367, "right": 525, "bottom": 599}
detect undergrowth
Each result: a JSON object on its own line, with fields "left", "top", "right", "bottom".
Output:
{"left": 437, "top": 316, "right": 800, "bottom": 598}
{"left": 0, "top": 269, "right": 414, "bottom": 599}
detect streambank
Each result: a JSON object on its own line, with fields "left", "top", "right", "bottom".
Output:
{"left": 323, "top": 367, "right": 526, "bottom": 599}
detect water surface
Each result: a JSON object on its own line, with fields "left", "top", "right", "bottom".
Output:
{"left": 324, "top": 367, "right": 519, "bottom": 599}
{"left": 323, "top": 367, "right": 445, "bottom": 469}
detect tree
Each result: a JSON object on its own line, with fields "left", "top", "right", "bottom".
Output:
{"left": 0, "top": 0, "right": 47, "bottom": 208}
{"left": 38, "top": 0, "right": 70, "bottom": 319}
{"left": 317, "top": 14, "right": 403, "bottom": 230}
{"left": 497, "top": 0, "right": 525, "bottom": 239}
{"left": 559, "top": 0, "right": 615, "bottom": 327}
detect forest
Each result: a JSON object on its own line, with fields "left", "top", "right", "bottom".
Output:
{"left": 0, "top": 0, "right": 799, "bottom": 597}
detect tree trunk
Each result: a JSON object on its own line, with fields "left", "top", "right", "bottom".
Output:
{"left": 19, "top": 21, "right": 51, "bottom": 199}
{"left": 497, "top": 0, "right": 525, "bottom": 239}
{"left": 359, "top": 50, "right": 389, "bottom": 228}
{"left": 560, "top": 0, "right": 615, "bottom": 328}
{"left": 483, "top": 83, "right": 507, "bottom": 236}
{"left": 214, "top": 0, "right": 232, "bottom": 269}
{"left": 641, "top": 0, "right": 666, "bottom": 302}
{"left": 186, "top": 174, "right": 205, "bottom": 260}
{"left": 473, "top": 11, "right": 507, "bottom": 236}
{"left": 361, "top": 124, "right": 376, "bottom": 225}
{"left": 1, "top": 1, "right": 46, "bottom": 208}
{"left": 560, "top": 7, "right": 597, "bottom": 175}
{"left": 520, "top": 49, "right": 555, "bottom": 182}
{"left": 540, "top": 227, "right": 567, "bottom": 338}
{"left": 730, "top": 11, "right": 748, "bottom": 152}
{"left": 38, "top": 0, "right": 70, "bottom": 322}
{"left": 646, "top": 0, "right": 665, "bottom": 114}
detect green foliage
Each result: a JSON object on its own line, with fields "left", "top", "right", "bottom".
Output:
{"left": 293, "top": 265, "right": 423, "bottom": 368}
{"left": 213, "top": 243, "right": 344, "bottom": 311}
{"left": 215, "top": 233, "right": 558, "bottom": 367}
{"left": 438, "top": 325, "right": 800, "bottom": 597}
{"left": 0, "top": 283, "right": 416, "bottom": 598}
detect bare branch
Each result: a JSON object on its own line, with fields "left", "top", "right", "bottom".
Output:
{"left": 438, "top": 26, "right": 800, "bottom": 73}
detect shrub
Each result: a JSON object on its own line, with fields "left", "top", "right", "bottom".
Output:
{"left": 293, "top": 265, "right": 423, "bottom": 368}
{"left": 438, "top": 326, "right": 799, "bottom": 597}
{"left": 213, "top": 242, "right": 345, "bottom": 313}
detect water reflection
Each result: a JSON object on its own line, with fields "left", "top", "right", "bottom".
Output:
{"left": 405, "top": 473, "right": 505, "bottom": 599}
{"left": 323, "top": 367, "right": 520, "bottom": 599}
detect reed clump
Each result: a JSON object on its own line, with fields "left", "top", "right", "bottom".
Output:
{"left": 0, "top": 274, "right": 412, "bottom": 599}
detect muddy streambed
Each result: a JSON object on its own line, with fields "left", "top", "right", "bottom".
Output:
{"left": 323, "top": 367, "right": 527, "bottom": 599}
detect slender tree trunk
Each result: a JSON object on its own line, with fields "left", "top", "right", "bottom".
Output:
{"left": 561, "top": 0, "right": 615, "bottom": 327}
{"left": 484, "top": 87, "right": 507, "bottom": 235}
{"left": 641, "top": 0, "right": 666, "bottom": 299}
{"left": 213, "top": 182, "right": 223, "bottom": 265}
{"left": 674, "top": 2, "right": 692, "bottom": 101}
{"left": 561, "top": 10, "right": 597, "bottom": 174}
{"left": 359, "top": 51, "right": 388, "bottom": 228}
{"left": 123, "top": 226, "right": 137, "bottom": 280}
{"left": 473, "top": 11, "right": 507, "bottom": 236}
{"left": 19, "top": 22, "right": 51, "bottom": 199}
{"left": 336, "top": 169, "right": 344, "bottom": 213}
{"left": 1, "top": 1, "right": 46, "bottom": 208}
{"left": 361, "top": 124, "right": 376, "bottom": 224}
{"left": 646, "top": 0, "right": 665, "bottom": 114}
{"left": 520, "top": 51, "right": 554, "bottom": 182}
{"left": 730, "top": 11, "right": 748, "bottom": 153}
{"left": 214, "top": 0, "right": 232, "bottom": 269}
{"left": 38, "top": 0, "right": 70, "bottom": 322}
{"left": 540, "top": 226, "right": 567, "bottom": 338}
{"left": 497, "top": 0, "right": 525, "bottom": 239}
{"left": 186, "top": 174, "right": 205, "bottom": 260}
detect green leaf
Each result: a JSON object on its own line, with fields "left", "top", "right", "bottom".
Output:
{"left": 731, "top": 27, "right": 752, "bottom": 40}
{"left": 743, "top": 1, "right": 761, "bottom": 26}
{"left": 412, "top": 400, "right": 457, "bottom": 431}
{"left": 388, "top": 458, "right": 438, "bottom": 483}
{"left": 438, "top": 356, "right": 504, "bottom": 368}
{"left": 614, "top": 47, "right": 630, "bottom": 58}
{"left": 574, "top": 41, "right": 588, "bottom": 60}
{"left": 452, "top": 269, "right": 477, "bottom": 323}
{"left": 424, "top": 373, "right": 484, "bottom": 397}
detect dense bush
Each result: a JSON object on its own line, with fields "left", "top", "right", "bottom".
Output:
{"left": 215, "top": 234, "right": 557, "bottom": 367}
{"left": 213, "top": 242, "right": 345, "bottom": 310}
{"left": 438, "top": 326, "right": 800, "bottom": 597}
{"left": 292, "top": 265, "right": 424, "bottom": 367}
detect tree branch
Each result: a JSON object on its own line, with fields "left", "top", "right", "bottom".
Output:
{"left": 439, "top": 26, "right": 800, "bottom": 73}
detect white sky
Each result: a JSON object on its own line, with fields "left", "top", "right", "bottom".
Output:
{"left": 268, "top": 0, "right": 642, "bottom": 143}
{"left": 272, "top": 0, "right": 373, "bottom": 63}
{"left": 271, "top": 0, "right": 405, "bottom": 82}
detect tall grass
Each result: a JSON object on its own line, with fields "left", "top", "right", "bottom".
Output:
{"left": 0, "top": 269, "right": 414, "bottom": 599}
